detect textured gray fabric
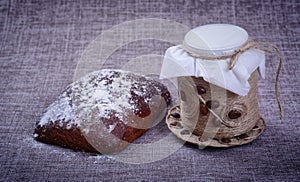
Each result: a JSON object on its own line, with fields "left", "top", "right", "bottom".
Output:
{"left": 0, "top": 0, "right": 299, "bottom": 181}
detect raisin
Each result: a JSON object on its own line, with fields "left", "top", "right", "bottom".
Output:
{"left": 200, "top": 103, "right": 209, "bottom": 115}
{"left": 170, "top": 113, "right": 180, "bottom": 119}
{"left": 206, "top": 100, "right": 220, "bottom": 109}
{"left": 197, "top": 85, "right": 206, "bottom": 94}
{"left": 228, "top": 110, "right": 242, "bottom": 119}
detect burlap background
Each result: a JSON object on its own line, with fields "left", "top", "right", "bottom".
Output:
{"left": 0, "top": 0, "right": 299, "bottom": 181}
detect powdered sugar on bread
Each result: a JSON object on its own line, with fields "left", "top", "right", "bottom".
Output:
{"left": 37, "top": 69, "right": 169, "bottom": 130}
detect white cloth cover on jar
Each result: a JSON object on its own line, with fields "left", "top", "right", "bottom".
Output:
{"left": 160, "top": 24, "right": 265, "bottom": 96}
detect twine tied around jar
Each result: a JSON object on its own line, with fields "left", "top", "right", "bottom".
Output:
{"left": 181, "top": 39, "right": 284, "bottom": 120}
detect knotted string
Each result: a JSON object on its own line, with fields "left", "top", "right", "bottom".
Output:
{"left": 182, "top": 39, "right": 284, "bottom": 120}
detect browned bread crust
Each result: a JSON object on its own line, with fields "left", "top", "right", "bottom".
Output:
{"left": 34, "top": 69, "right": 171, "bottom": 154}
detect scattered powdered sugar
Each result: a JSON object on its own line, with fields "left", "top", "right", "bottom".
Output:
{"left": 25, "top": 135, "right": 47, "bottom": 149}
{"left": 88, "top": 154, "right": 111, "bottom": 163}
{"left": 37, "top": 69, "right": 164, "bottom": 131}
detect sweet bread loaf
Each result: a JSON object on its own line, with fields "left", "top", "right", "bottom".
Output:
{"left": 34, "top": 69, "right": 171, "bottom": 154}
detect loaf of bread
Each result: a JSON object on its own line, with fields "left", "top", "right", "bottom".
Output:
{"left": 34, "top": 69, "right": 171, "bottom": 154}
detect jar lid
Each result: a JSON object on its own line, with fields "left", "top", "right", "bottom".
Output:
{"left": 183, "top": 24, "right": 249, "bottom": 54}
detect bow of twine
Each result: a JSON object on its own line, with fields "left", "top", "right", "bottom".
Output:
{"left": 182, "top": 39, "right": 283, "bottom": 120}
